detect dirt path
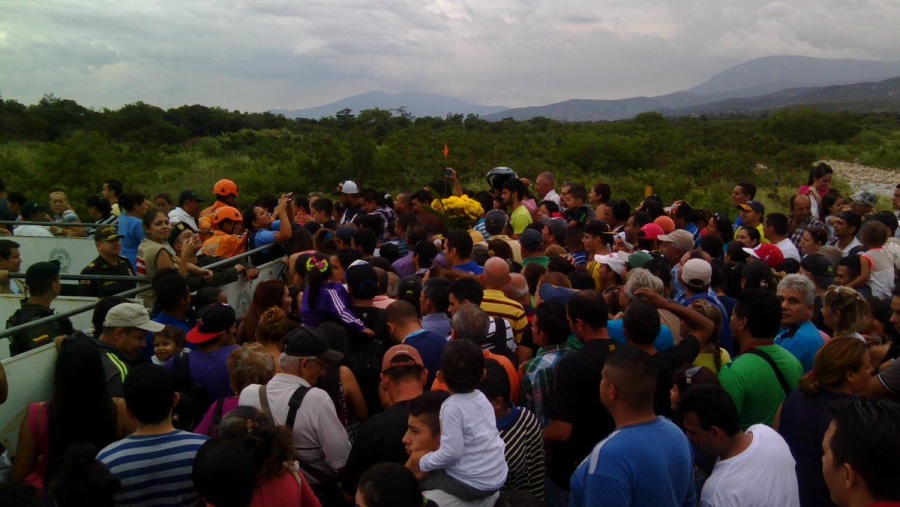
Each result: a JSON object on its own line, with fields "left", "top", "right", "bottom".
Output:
{"left": 821, "top": 159, "right": 898, "bottom": 197}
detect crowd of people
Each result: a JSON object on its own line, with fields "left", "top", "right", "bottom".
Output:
{"left": 1, "top": 162, "right": 900, "bottom": 507}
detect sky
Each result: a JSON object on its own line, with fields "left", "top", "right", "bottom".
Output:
{"left": 2, "top": 0, "right": 900, "bottom": 112}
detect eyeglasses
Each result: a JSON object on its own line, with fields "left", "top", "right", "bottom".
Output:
{"left": 305, "top": 357, "right": 329, "bottom": 369}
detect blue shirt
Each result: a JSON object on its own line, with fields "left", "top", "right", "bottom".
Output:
{"left": 454, "top": 261, "right": 484, "bottom": 276}
{"left": 250, "top": 220, "right": 280, "bottom": 248}
{"left": 404, "top": 329, "right": 447, "bottom": 389}
{"left": 570, "top": 417, "right": 695, "bottom": 507}
{"left": 422, "top": 313, "right": 452, "bottom": 339}
{"left": 607, "top": 320, "right": 674, "bottom": 352}
{"left": 775, "top": 321, "right": 823, "bottom": 373}
{"left": 118, "top": 215, "right": 144, "bottom": 269}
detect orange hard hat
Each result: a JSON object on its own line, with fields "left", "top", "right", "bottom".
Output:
{"left": 211, "top": 206, "right": 242, "bottom": 225}
{"left": 213, "top": 179, "right": 239, "bottom": 197}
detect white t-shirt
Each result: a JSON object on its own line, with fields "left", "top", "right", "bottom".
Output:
{"left": 14, "top": 225, "right": 53, "bottom": 237}
{"left": 775, "top": 238, "right": 801, "bottom": 263}
{"left": 700, "top": 424, "right": 800, "bottom": 507}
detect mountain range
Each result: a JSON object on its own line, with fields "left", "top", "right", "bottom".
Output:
{"left": 274, "top": 56, "right": 900, "bottom": 122}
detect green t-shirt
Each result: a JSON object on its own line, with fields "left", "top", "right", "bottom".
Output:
{"left": 521, "top": 256, "right": 550, "bottom": 269}
{"left": 718, "top": 344, "right": 803, "bottom": 430}
{"left": 510, "top": 205, "right": 532, "bottom": 235}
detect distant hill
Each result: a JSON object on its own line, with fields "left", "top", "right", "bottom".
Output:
{"left": 273, "top": 90, "right": 509, "bottom": 119}
{"left": 483, "top": 56, "right": 900, "bottom": 121}
{"left": 661, "top": 76, "right": 900, "bottom": 116}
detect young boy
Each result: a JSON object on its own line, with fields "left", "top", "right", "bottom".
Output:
{"left": 409, "top": 340, "right": 508, "bottom": 500}
{"left": 563, "top": 185, "right": 595, "bottom": 229}
{"left": 152, "top": 325, "right": 187, "bottom": 365}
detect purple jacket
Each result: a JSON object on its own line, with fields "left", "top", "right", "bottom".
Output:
{"left": 301, "top": 282, "right": 367, "bottom": 334}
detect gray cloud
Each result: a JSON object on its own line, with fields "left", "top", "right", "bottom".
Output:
{"left": 2, "top": 0, "right": 898, "bottom": 111}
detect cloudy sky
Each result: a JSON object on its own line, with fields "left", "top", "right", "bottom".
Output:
{"left": 2, "top": 0, "right": 899, "bottom": 111}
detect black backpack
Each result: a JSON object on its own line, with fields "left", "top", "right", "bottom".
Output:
{"left": 6, "top": 305, "right": 73, "bottom": 356}
{"left": 171, "top": 353, "right": 211, "bottom": 431}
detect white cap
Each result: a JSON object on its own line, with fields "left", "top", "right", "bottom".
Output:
{"left": 103, "top": 303, "right": 165, "bottom": 332}
{"left": 594, "top": 254, "right": 626, "bottom": 276}
{"left": 341, "top": 180, "right": 359, "bottom": 194}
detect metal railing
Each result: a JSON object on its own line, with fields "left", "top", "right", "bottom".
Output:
{"left": 0, "top": 220, "right": 105, "bottom": 228}
{"left": 0, "top": 243, "right": 281, "bottom": 340}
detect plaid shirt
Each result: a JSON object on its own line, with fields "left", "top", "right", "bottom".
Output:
{"left": 790, "top": 216, "right": 823, "bottom": 253}
{"left": 519, "top": 337, "right": 583, "bottom": 428}
{"left": 368, "top": 210, "right": 390, "bottom": 243}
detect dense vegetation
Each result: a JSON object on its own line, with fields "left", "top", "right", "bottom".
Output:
{"left": 1, "top": 94, "right": 899, "bottom": 219}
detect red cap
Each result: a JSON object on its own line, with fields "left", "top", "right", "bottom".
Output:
{"left": 743, "top": 243, "right": 785, "bottom": 269}
{"left": 639, "top": 223, "right": 665, "bottom": 241}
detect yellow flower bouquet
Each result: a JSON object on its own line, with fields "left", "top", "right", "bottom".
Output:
{"left": 424, "top": 193, "right": 484, "bottom": 230}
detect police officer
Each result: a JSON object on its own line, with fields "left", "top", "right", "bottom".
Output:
{"left": 79, "top": 225, "right": 138, "bottom": 297}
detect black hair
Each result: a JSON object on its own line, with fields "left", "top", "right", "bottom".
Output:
{"left": 568, "top": 185, "right": 587, "bottom": 203}
{"left": 410, "top": 189, "right": 432, "bottom": 204}
{"left": 440, "top": 339, "right": 484, "bottom": 393}
{"left": 623, "top": 299, "right": 661, "bottom": 346}
{"left": 354, "top": 213, "right": 383, "bottom": 237}
{"left": 378, "top": 242, "right": 400, "bottom": 263}
{"left": 733, "top": 288, "right": 781, "bottom": 339}
{"left": 152, "top": 271, "right": 190, "bottom": 313}
{"left": 534, "top": 302, "right": 570, "bottom": 345}
{"left": 522, "top": 263, "right": 546, "bottom": 296}
{"left": 118, "top": 191, "right": 145, "bottom": 213}
{"left": 91, "top": 297, "right": 127, "bottom": 339}
{"left": 311, "top": 197, "right": 334, "bottom": 216}
{"left": 422, "top": 277, "right": 451, "bottom": 313}
{"left": 351, "top": 228, "right": 377, "bottom": 255}
{"left": 837, "top": 255, "right": 861, "bottom": 276}
{"left": 678, "top": 384, "right": 740, "bottom": 437}
{"left": 408, "top": 391, "right": 451, "bottom": 435}
{"left": 445, "top": 228, "right": 474, "bottom": 259}
{"left": 643, "top": 256, "right": 672, "bottom": 289}
{"left": 86, "top": 195, "right": 113, "bottom": 216}
{"left": 450, "top": 276, "right": 484, "bottom": 305}
{"left": 566, "top": 290, "right": 608, "bottom": 329}
{"left": 604, "top": 347, "right": 658, "bottom": 407}
{"left": 547, "top": 255, "right": 575, "bottom": 275}
{"left": 495, "top": 490, "right": 544, "bottom": 507}
{"left": 413, "top": 240, "right": 438, "bottom": 269}
{"left": 193, "top": 286, "right": 224, "bottom": 312}
{"left": 123, "top": 363, "right": 176, "bottom": 424}
{"left": 540, "top": 200, "right": 559, "bottom": 215}
{"left": 828, "top": 397, "right": 900, "bottom": 501}
{"left": 50, "top": 444, "right": 120, "bottom": 507}
{"left": 357, "top": 463, "right": 427, "bottom": 507}
{"left": 192, "top": 440, "right": 256, "bottom": 507}
{"left": 473, "top": 191, "right": 494, "bottom": 216}
{"left": 501, "top": 178, "right": 528, "bottom": 202}
{"left": 0, "top": 239, "right": 19, "bottom": 260}
{"left": 807, "top": 162, "right": 833, "bottom": 186}
{"left": 765, "top": 213, "right": 789, "bottom": 236}
{"left": 739, "top": 225, "right": 761, "bottom": 245}
{"left": 398, "top": 276, "right": 423, "bottom": 315}
{"left": 567, "top": 271, "right": 595, "bottom": 290}
{"left": 304, "top": 252, "right": 333, "bottom": 309}
{"left": 700, "top": 234, "right": 724, "bottom": 259}
{"left": 27, "top": 269, "right": 57, "bottom": 297}
{"left": 478, "top": 359, "right": 510, "bottom": 404}
{"left": 141, "top": 207, "right": 165, "bottom": 230}
{"left": 736, "top": 182, "right": 757, "bottom": 199}
{"left": 741, "top": 260, "right": 776, "bottom": 292}
{"left": 359, "top": 188, "right": 380, "bottom": 205}
{"left": 871, "top": 211, "right": 900, "bottom": 236}
{"left": 639, "top": 197, "right": 665, "bottom": 218}
{"left": 611, "top": 199, "right": 631, "bottom": 222}
{"left": 103, "top": 179, "right": 124, "bottom": 197}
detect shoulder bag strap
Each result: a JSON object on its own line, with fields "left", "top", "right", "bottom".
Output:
{"left": 745, "top": 348, "right": 791, "bottom": 395}
{"left": 285, "top": 385, "right": 312, "bottom": 428}
{"left": 258, "top": 384, "right": 272, "bottom": 419}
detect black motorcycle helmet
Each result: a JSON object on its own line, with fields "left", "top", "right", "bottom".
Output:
{"left": 486, "top": 166, "right": 518, "bottom": 191}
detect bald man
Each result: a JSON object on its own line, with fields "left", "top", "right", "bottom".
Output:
{"left": 481, "top": 257, "right": 528, "bottom": 359}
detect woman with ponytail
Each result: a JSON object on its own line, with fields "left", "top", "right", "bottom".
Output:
{"left": 300, "top": 253, "right": 375, "bottom": 338}
{"left": 777, "top": 337, "right": 872, "bottom": 507}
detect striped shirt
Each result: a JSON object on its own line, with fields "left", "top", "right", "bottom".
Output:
{"left": 97, "top": 430, "right": 209, "bottom": 507}
{"left": 481, "top": 289, "right": 528, "bottom": 346}
{"left": 497, "top": 405, "right": 545, "bottom": 500}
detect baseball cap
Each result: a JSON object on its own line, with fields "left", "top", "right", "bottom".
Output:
{"left": 654, "top": 216, "right": 676, "bottom": 234}
{"left": 800, "top": 254, "right": 836, "bottom": 288}
{"left": 21, "top": 202, "right": 50, "bottom": 220}
{"left": 336, "top": 225, "right": 356, "bottom": 244}
{"left": 538, "top": 283, "right": 579, "bottom": 306}
{"left": 485, "top": 210, "right": 508, "bottom": 230}
{"left": 638, "top": 223, "right": 665, "bottom": 241}
{"left": 178, "top": 190, "right": 205, "bottom": 204}
{"left": 658, "top": 229, "right": 694, "bottom": 251}
{"left": 103, "top": 303, "right": 166, "bottom": 333}
{"left": 283, "top": 326, "right": 344, "bottom": 361}
{"left": 94, "top": 225, "right": 121, "bottom": 242}
{"left": 736, "top": 200, "right": 765, "bottom": 215}
{"left": 345, "top": 260, "right": 378, "bottom": 300}
{"left": 743, "top": 243, "right": 785, "bottom": 269}
{"left": 681, "top": 258, "right": 712, "bottom": 290}
{"left": 519, "top": 229, "right": 543, "bottom": 251}
{"left": 381, "top": 344, "right": 425, "bottom": 373}
{"left": 186, "top": 303, "right": 237, "bottom": 344}
{"left": 340, "top": 180, "right": 360, "bottom": 195}
{"left": 541, "top": 217, "right": 568, "bottom": 240}
{"left": 583, "top": 220, "right": 614, "bottom": 237}
{"left": 849, "top": 190, "right": 877, "bottom": 208}
{"left": 25, "top": 260, "right": 61, "bottom": 286}
{"left": 595, "top": 254, "right": 625, "bottom": 276}
{"left": 618, "top": 250, "right": 653, "bottom": 269}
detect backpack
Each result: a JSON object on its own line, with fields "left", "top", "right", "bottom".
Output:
{"left": 6, "top": 305, "right": 72, "bottom": 356}
{"left": 172, "top": 353, "right": 211, "bottom": 431}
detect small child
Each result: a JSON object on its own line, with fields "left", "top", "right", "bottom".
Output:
{"left": 413, "top": 340, "right": 508, "bottom": 500}
{"left": 855, "top": 221, "right": 895, "bottom": 300}
{"left": 563, "top": 185, "right": 596, "bottom": 229}
{"left": 152, "top": 325, "right": 187, "bottom": 365}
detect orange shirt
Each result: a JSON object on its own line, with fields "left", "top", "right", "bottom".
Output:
{"left": 432, "top": 349, "right": 520, "bottom": 403}
{"left": 201, "top": 230, "right": 246, "bottom": 259}
{"left": 198, "top": 201, "right": 227, "bottom": 241}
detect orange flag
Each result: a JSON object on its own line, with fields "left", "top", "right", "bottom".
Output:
{"left": 442, "top": 143, "right": 449, "bottom": 158}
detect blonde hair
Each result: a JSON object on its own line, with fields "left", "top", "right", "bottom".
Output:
{"left": 798, "top": 337, "right": 868, "bottom": 395}
{"left": 822, "top": 285, "right": 872, "bottom": 337}
{"left": 228, "top": 346, "right": 275, "bottom": 394}
{"left": 255, "top": 306, "right": 287, "bottom": 345}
